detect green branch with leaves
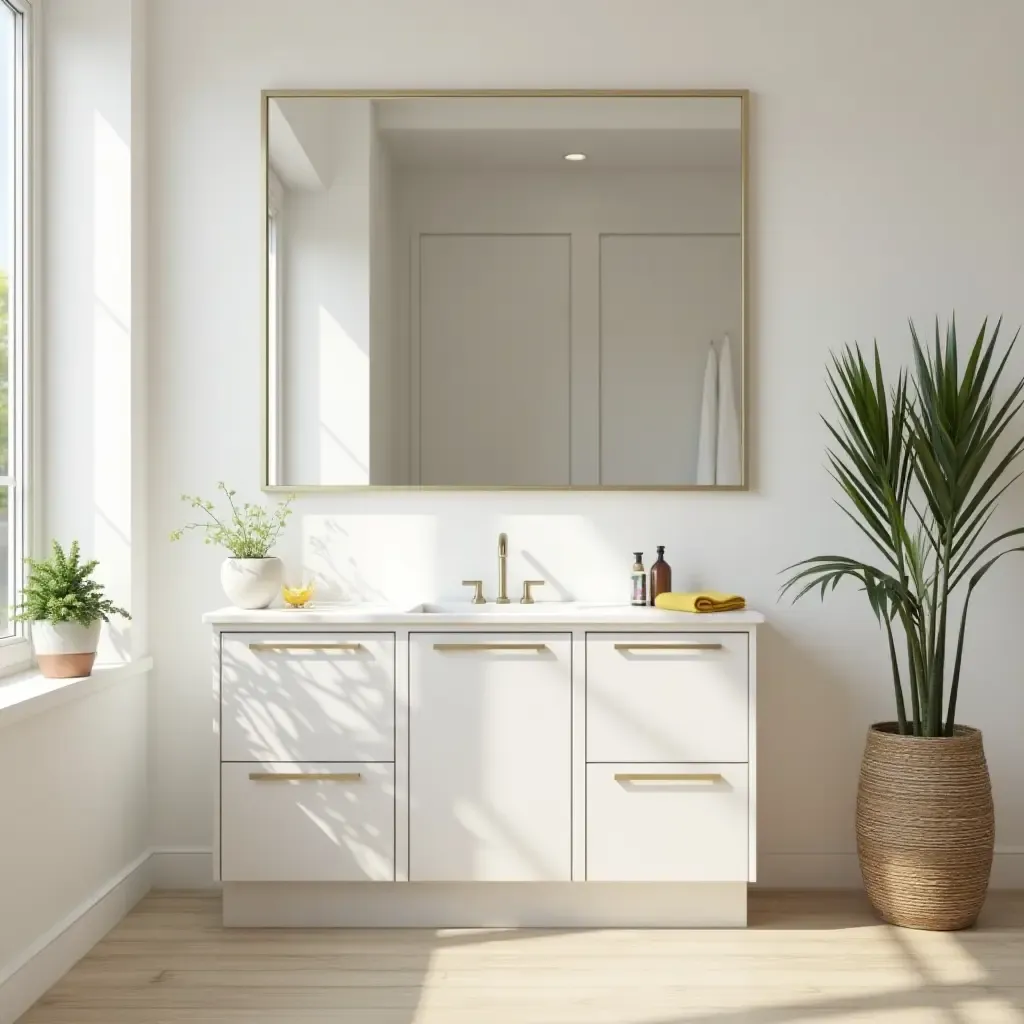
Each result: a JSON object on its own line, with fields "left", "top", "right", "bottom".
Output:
{"left": 781, "top": 317, "right": 1024, "bottom": 737}
{"left": 171, "top": 482, "right": 293, "bottom": 559}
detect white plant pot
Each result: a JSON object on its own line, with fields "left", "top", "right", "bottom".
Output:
{"left": 32, "top": 619, "right": 102, "bottom": 679}
{"left": 221, "top": 557, "right": 284, "bottom": 609}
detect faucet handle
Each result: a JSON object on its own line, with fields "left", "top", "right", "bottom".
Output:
{"left": 520, "top": 580, "right": 545, "bottom": 605}
{"left": 462, "top": 580, "right": 486, "bottom": 605}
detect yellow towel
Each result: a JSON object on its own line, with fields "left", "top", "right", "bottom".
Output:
{"left": 654, "top": 591, "right": 746, "bottom": 613}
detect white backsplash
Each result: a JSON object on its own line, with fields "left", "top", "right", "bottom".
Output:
{"left": 293, "top": 495, "right": 778, "bottom": 610}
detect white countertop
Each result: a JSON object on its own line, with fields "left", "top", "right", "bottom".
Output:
{"left": 204, "top": 602, "right": 764, "bottom": 628}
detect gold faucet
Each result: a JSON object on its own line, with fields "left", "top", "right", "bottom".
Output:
{"left": 496, "top": 532, "right": 510, "bottom": 604}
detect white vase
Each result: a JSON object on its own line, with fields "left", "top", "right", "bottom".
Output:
{"left": 221, "top": 557, "right": 284, "bottom": 609}
{"left": 32, "top": 619, "right": 102, "bottom": 679}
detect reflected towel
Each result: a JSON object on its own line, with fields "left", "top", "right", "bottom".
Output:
{"left": 696, "top": 342, "right": 718, "bottom": 485}
{"left": 716, "top": 335, "right": 741, "bottom": 485}
{"left": 654, "top": 591, "right": 746, "bottom": 613}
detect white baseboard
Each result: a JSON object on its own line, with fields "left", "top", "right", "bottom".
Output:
{"left": 758, "top": 853, "right": 862, "bottom": 888}
{"left": 0, "top": 848, "right": 151, "bottom": 1023}
{"left": 991, "top": 848, "right": 1024, "bottom": 889}
{"left": 148, "top": 845, "right": 1023, "bottom": 893}
{"left": 0, "top": 846, "right": 215, "bottom": 1023}
{"left": 149, "top": 847, "right": 218, "bottom": 891}
{"left": 758, "top": 848, "right": 1024, "bottom": 889}
{"left": 223, "top": 881, "right": 748, "bottom": 928}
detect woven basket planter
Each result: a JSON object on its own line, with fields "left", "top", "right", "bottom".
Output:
{"left": 856, "top": 723, "right": 994, "bottom": 930}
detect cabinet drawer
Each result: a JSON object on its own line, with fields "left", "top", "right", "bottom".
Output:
{"left": 220, "top": 633, "right": 395, "bottom": 762}
{"left": 586, "top": 763, "right": 748, "bottom": 881}
{"left": 220, "top": 762, "right": 395, "bottom": 882}
{"left": 586, "top": 632, "right": 747, "bottom": 762}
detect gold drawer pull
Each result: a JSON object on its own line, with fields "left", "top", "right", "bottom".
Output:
{"left": 615, "top": 772, "right": 724, "bottom": 783}
{"left": 433, "top": 643, "right": 548, "bottom": 652}
{"left": 248, "top": 772, "right": 362, "bottom": 782}
{"left": 614, "top": 643, "right": 722, "bottom": 652}
{"left": 249, "top": 642, "right": 364, "bottom": 653}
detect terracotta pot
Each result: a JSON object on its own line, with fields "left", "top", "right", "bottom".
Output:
{"left": 31, "top": 620, "right": 102, "bottom": 678}
{"left": 220, "top": 556, "right": 284, "bottom": 609}
{"left": 856, "top": 722, "right": 994, "bottom": 930}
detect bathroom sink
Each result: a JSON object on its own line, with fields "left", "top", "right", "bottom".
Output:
{"left": 406, "top": 601, "right": 625, "bottom": 616}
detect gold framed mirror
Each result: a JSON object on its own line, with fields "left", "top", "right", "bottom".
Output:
{"left": 261, "top": 90, "right": 748, "bottom": 491}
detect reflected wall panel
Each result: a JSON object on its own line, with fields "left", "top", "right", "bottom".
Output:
{"left": 417, "top": 234, "right": 571, "bottom": 486}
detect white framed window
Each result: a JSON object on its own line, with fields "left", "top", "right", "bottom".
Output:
{"left": 0, "top": 0, "right": 32, "bottom": 674}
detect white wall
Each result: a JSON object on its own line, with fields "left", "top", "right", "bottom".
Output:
{"left": 43, "top": 0, "right": 148, "bottom": 662}
{"left": 0, "top": 679, "right": 148, "bottom": 1020}
{"left": 0, "top": 2, "right": 152, "bottom": 1012}
{"left": 280, "top": 101, "right": 373, "bottom": 486}
{"left": 148, "top": 0, "right": 1024, "bottom": 886}
{"left": 277, "top": 104, "right": 407, "bottom": 486}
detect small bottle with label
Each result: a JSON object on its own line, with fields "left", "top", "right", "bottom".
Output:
{"left": 631, "top": 552, "right": 647, "bottom": 606}
{"left": 649, "top": 545, "right": 672, "bottom": 606}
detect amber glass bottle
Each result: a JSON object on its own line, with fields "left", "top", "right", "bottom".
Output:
{"left": 649, "top": 546, "right": 672, "bottom": 605}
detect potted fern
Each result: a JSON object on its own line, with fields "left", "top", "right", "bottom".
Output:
{"left": 171, "top": 482, "right": 293, "bottom": 609}
{"left": 13, "top": 540, "right": 130, "bottom": 678}
{"left": 782, "top": 317, "right": 1024, "bottom": 930}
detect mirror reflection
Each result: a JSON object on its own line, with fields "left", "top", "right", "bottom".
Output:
{"left": 264, "top": 93, "right": 745, "bottom": 489}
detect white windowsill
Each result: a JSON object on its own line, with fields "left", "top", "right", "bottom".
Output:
{"left": 0, "top": 656, "right": 154, "bottom": 731}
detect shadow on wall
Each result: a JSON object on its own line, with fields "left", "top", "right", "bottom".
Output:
{"left": 301, "top": 512, "right": 441, "bottom": 605}
{"left": 89, "top": 110, "right": 135, "bottom": 662}
{"left": 755, "top": 622, "right": 866, "bottom": 874}
{"left": 306, "top": 518, "right": 390, "bottom": 603}
{"left": 521, "top": 549, "right": 573, "bottom": 601}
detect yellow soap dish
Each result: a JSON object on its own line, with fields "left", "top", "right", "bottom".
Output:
{"left": 282, "top": 583, "right": 315, "bottom": 609}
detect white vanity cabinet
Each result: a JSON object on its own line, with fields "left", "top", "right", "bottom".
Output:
{"left": 207, "top": 606, "right": 760, "bottom": 928}
{"left": 409, "top": 634, "right": 572, "bottom": 882}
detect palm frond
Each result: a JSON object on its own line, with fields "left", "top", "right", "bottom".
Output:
{"left": 782, "top": 317, "right": 1024, "bottom": 735}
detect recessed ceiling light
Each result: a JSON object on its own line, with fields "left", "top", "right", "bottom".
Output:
{"left": 563, "top": 152, "right": 587, "bottom": 162}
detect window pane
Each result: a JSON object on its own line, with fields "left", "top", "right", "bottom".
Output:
{"left": 0, "top": 486, "right": 7, "bottom": 634}
{"left": 0, "top": 3, "right": 13, "bottom": 481}
{"left": 0, "top": 2, "right": 17, "bottom": 639}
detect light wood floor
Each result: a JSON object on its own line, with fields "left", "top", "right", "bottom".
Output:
{"left": 17, "top": 891, "right": 1024, "bottom": 1023}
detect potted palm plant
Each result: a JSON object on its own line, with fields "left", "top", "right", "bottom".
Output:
{"left": 14, "top": 540, "right": 130, "bottom": 678}
{"left": 171, "top": 482, "right": 293, "bottom": 609}
{"left": 782, "top": 317, "right": 1024, "bottom": 931}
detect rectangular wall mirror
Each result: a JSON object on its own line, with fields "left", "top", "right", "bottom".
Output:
{"left": 262, "top": 90, "right": 747, "bottom": 490}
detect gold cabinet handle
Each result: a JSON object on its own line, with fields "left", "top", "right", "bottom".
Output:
{"left": 613, "top": 643, "right": 722, "bottom": 651}
{"left": 461, "top": 580, "right": 486, "bottom": 605}
{"left": 520, "top": 580, "right": 545, "bottom": 605}
{"left": 433, "top": 643, "right": 548, "bottom": 652}
{"left": 248, "top": 642, "right": 364, "bottom": 653}
{"left": 614, "top": 772, "right": 724, "bottom": 783}
{"left": 248, "top": 772, "right": 362, "bottom": 782}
